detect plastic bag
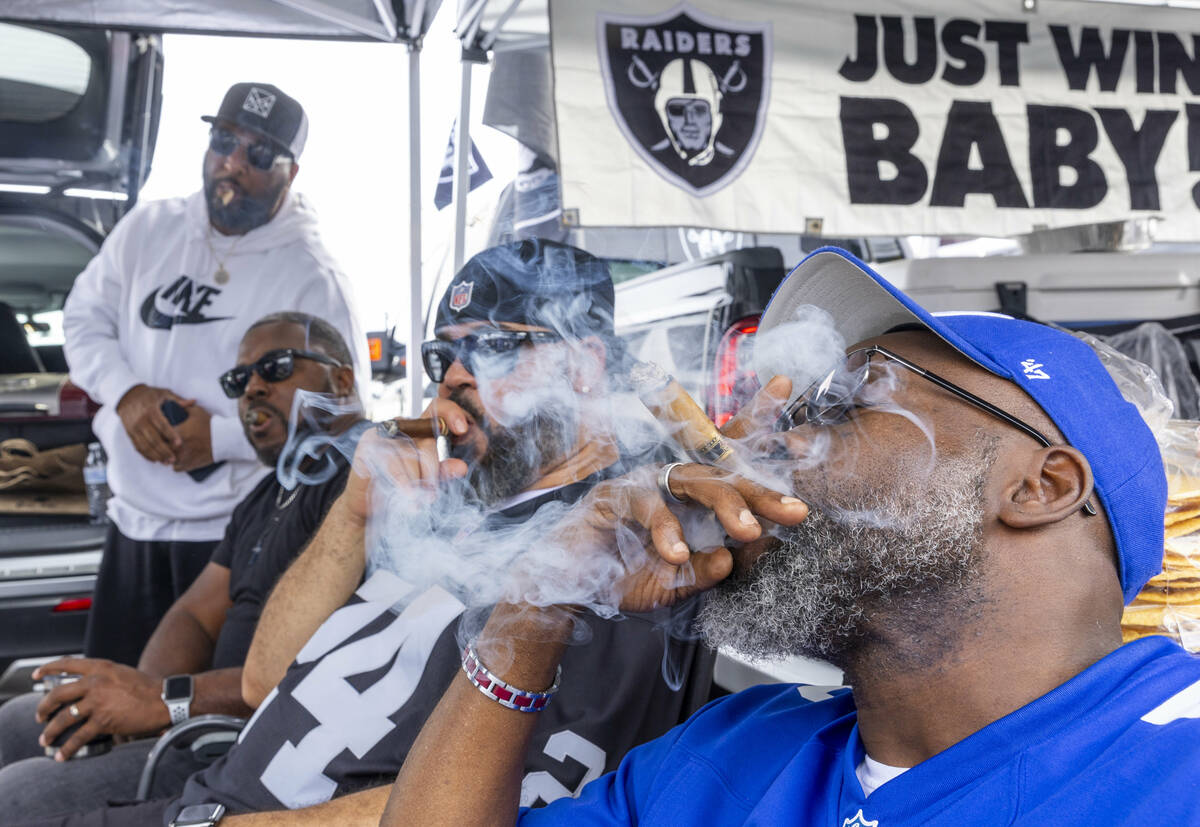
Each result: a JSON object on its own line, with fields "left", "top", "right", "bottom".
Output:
{"left": 1120, "top": 419, "right": 1200, "bottom": 652}
{"left": 1070, "top": 327, "right": 1175, "bottom": 438}
{"left": 1100, "top": 322, "right": 1200, "bottom": 421}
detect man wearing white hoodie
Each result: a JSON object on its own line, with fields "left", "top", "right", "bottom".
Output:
{"left": 62, "top": 82, "right": 370, "bottom": 667}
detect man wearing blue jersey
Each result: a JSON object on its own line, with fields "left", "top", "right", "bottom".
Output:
{"left": 382, "top": 247, "right": 1200, "bottom": 826}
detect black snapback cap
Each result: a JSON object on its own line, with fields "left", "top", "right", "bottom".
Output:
{"left": 201, "top": 82, "right": 308, "bottom": 159}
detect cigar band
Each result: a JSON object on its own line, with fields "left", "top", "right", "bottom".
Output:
{"left": 695, "top": 435, "right": 734, "bottom": 464}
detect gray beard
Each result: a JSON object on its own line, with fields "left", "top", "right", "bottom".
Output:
{"left": 696, "top": 449, "right": 991, "bottom": 669}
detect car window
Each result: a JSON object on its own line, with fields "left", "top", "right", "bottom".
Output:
{"left": 0, "top": 23, "right": 92, "bottom": 123}
{"left": 25, "top": 310, "right": 65, "bottom": 347}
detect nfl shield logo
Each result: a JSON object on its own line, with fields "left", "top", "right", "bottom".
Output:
{"left": 597, "top": 4, "right": 772, "bottom": 196}
{"left": 449, "top": 281, "right": 474, "bottom": 312}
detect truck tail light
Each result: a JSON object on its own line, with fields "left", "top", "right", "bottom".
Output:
{"left": 58, "top": 381, "right": 99, "bottom": 419}
{"left": 708, "top": 316, "right": 760, "bottom": 428}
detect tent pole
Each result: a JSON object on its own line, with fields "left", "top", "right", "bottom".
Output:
{"left": 452, "top": 57, "right": 473, "bottom": 273}
{"left": 406, "top": 40, "right": 424, "bottom": 417}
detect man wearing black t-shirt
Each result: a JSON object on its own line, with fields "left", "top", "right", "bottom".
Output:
{"left": 0, "top": 312, "right": 363, "bottom": 820}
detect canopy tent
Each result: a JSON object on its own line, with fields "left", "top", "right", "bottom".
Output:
{"left": 2, "top": 0, "right": 442, "bottom": 414}
{"left": 457, "top": 0, "right": 548, "bottom": 52}
{"left": 0, "top": 0, "right": 422, "bottom": 41}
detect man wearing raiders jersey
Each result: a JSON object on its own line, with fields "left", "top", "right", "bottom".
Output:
{"left": 382, "top": 248, "right": 1200, "bottom": 826}
{"left": 16, "top": 242, "right": 714, "bottom": 827}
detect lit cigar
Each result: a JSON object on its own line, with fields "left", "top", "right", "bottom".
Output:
{"left": 243, "top": 408, "right": 271, "bottom": 428}
{"left": 377, "top": 417, "right": 449, "bottom": 440}
{"left": 629, "top": 361, "right": 736, "bottom": 467}
{"left": 376, "top": 417, "right": 451, "bottom": 461}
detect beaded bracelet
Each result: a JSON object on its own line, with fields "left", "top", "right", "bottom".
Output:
{"left": 461, "top": 643, "right": 562, "bottom": 712}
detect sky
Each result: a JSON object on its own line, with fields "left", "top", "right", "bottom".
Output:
{"left": 139, "top": 5, "right": 519, "bottom": 336}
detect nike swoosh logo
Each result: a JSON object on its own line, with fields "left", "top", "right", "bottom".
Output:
{"left": 140, "top": 285, "right": 232, "bottom": 330}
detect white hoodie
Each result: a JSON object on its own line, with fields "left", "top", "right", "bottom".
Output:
{"left": 63, "top": 189, "right": 370, "bottom": 542}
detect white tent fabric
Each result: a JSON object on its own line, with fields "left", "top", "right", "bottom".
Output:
{"left": 457, "top": 0, "right": 546, "bottom": 51}
{"left": 0, "top": 0, "right": 425, "bottom": 41}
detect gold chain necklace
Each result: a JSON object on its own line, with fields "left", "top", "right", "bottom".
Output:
{"left": 204, "top": 225, "right": 247, "bottom": 286}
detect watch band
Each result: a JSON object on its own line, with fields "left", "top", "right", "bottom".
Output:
{"left": 166, "top": 698, "right": 190, "bottom": 725}
{"left": 162, "top": 675, "right": 193, "bottom": 726}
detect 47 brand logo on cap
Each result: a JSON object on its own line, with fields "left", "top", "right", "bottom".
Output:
{"left": 242, "top": 87, "right": 278, "bottom": 119}
{"left": 598, "top": 4, "right": 772, "bottom": 197}
{"left": 1021, "top": 358, "right": 1051, "bottom": 380}
{"left": 449, "top": 281, "right": 474, "bottom": 312}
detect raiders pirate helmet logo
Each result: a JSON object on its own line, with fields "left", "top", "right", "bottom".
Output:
{"left": 598, "top": 4, "right": 772, "bottom": 196}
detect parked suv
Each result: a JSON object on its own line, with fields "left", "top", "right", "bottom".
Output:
{"left": 0, "top": 20, "right": 162, "bottom": 701}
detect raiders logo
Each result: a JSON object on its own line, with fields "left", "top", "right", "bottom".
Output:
{"left": 598, "top": 5, "right": 771, "bottom": 196}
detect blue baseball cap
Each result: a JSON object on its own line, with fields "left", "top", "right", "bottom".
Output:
{"left": 756, "top": 246, "right": 1166, "bottom": 604}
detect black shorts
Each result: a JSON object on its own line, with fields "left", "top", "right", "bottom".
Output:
{"left": 83, "top": 525, "right": 218, "bottom": 666}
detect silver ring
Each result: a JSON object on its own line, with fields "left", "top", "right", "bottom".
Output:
{"left": 68, "top": 704, "right": 81, "bottom": 719}
{"left": 657, "top": 462, "right": 687, "bottom": 504}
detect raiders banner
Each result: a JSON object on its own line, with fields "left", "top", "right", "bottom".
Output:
{"left": 550, "top": 0, "right": 1200, "bottom": 238}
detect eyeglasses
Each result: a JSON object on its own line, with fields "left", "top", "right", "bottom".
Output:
{"left": 219, "top": 348, "right": 341, "bottom": 398}
{"left": 778, "top": 345, "right": 1097, "bottom": 516}
{"left": 208, "top": 127, "right": 290, "bottom": 171}
{"left": 421, "top": 330, "right": 563, "bottom": 383}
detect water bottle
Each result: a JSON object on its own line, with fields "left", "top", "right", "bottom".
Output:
{"left": 83, "top": 442, "right": 111, "bottom": 525}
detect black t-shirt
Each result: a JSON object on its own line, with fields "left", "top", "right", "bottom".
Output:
{"left": 207, "top": 453, "right": 352, "bottom": 669}
{"left": 170, "top": 467, "right": 716, "bottom": 820}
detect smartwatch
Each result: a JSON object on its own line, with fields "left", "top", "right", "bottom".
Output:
{"left": 162, "top": 674, "right": 194, "bottom": 726}
{"left": 170, "top": 802, "right": 225, "bottom": 827}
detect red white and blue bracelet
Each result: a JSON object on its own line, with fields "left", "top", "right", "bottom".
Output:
{"left": 461, "top": 643, "right": 561, "bottom": 712}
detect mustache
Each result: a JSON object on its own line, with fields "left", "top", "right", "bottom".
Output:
{"left": 447, "top": 388, "right": 487, "bottom": 429}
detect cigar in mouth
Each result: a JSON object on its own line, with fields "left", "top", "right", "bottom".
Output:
{"left": 215, "top": 183, "right": 236, "bottom": 206}
{"left": 629, "top": 361, "right": 736, "bottom": 467}
{"left": 376, "top": 417, "right": 449, "bottom": 440}
{"left": 243, "top": 408, "right": 271, "bottom": 428}
{"left": 377, "top": 417, "right": 452, "bottom": 462}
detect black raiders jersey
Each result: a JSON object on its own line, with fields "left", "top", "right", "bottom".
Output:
{"left": 169, "top": 475, "right": 716, "bottom": 821}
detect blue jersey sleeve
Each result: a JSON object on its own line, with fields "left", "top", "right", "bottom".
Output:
{"left": 517, "top": 717, "right": 688, "bottom": 825}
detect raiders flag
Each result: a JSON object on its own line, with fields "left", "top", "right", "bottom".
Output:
{"left": 550, "top": 0, "right": 1200, "bottom": 239}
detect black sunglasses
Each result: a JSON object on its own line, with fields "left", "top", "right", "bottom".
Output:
{"left": 778, "top": 345, "right": 1096, "bottom": 516}
{"left": 208, "top": 126, "right": 289, "bottom": 172}
{"left": 421, "top": 330, "right": 563, "bottom": 383}
{"left": 220, "top": 348, "right": 341, "bottom": 399}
